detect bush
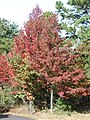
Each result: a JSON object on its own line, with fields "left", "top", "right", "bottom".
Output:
{"left": 55, "top": 96, "right": 90, "bottom": 114}
{"left": 0, "top": 87, "right": 16, "bottom": 113}
{"left": 55, "top": 98, "right": 72, "bottom": 112}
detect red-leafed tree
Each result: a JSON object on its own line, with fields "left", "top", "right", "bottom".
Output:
{"left": 0, "top": 55, "right": 14, "bottom": 86}
{"left": 13, "top": 6, "right": 89, "bottom": 100}
{"left": 0, "top": 55, "right": 9, "bottom": 85}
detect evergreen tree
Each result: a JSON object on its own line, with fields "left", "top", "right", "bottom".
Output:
{"left": 55, "top": 0, "right": 90, "bottom": 45}
{"left": 0, "top": 18, "right": 19, "bottom": 55}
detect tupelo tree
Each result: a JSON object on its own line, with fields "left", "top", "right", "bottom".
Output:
{"left": 0, "top": 55, "right": 14, "bottom": 88}
{"left": 11, "top": 6, "right": 89, "bottom": 110}
{"left": 0, "top": 55, "right": 9, "bottom": 85}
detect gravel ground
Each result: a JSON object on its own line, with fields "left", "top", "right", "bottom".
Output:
{"left": 3, "top": 105, "right": 90, "bottom": 120}
{"left": 0, "top": 114, "right": 34, "bottom": 120}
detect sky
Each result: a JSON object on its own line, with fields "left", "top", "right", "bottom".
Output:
{"left": 0, "top": 0, "right": 68, "bottom": 28}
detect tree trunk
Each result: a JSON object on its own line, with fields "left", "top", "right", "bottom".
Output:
{"left": 28, "top": 100, "right": 35, "bottom": 114}
{"left": 50, "top": 89, "right": 53, "bottom": 112}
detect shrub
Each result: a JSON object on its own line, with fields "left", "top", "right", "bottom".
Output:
{"left": 0, "top": 87, "right": 16, "bottom": 113}
{"left": 55, "top": 98, "right": 72, "bottom": 112}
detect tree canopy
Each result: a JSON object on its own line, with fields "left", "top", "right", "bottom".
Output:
{"left": 0, "top": 18, "right": 19, "bottom": 55}
{"left": 55, "top": 0, "right": 90, "bottom": 45}
{"left": 10, "top": 6, "right": 89, "bottom": 99}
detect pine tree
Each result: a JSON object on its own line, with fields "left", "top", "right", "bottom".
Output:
{"left": 0, "top": 18, "right": 19, "bottom": 55}
{"left": 55, "top": 0, "right": 90, "bottom": 45}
